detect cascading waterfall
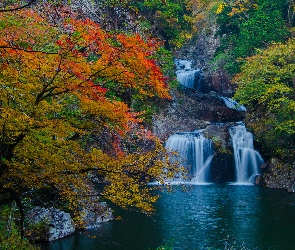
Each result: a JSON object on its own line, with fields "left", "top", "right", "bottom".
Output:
{"left": 165, "top": 132, "right": 214, "bottom": 183}
{"left": 175, "top": 59, "right": 203, "bottom": 90}
{"left": 230, "top": 124, "right": 264, "bottom": 184}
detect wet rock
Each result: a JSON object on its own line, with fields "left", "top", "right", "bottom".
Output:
{"left": 203, "top": 123, "right": 236, "bottom": 182}
{"left": 209, "top": 69, "right": 236, "bottom": 96}
{"left": 203, "top": 123, "right": 236, "bottom": 150}
{"left": 153, "top": 89, "right": 244, "bottom": 140}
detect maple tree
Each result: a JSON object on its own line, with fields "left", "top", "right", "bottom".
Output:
{"left": 0, "top": 3, "right": 178, "bottom": 239}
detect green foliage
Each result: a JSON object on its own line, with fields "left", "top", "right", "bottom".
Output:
{"left": 0, "top": 205, "right": 40, "bottom": 250}
{"left": 131, "top": 0, "right": 194, "bottom": 49}
{"left": 233, "top": 38, "right": 295, "bottom": 161}
{"left": 25, "top": 220, "right": 50, "bottom": 243}
{"left": 152, "top": 47, "right": 176, "bottom": 81}
{"left": 214, "top": 0, "right": 289, "bottom": 74}
{"left": 155, "top": 238, "right": 174, "bottom": 250}
{"left": 97, "top": 0, "right": 195, "bottom": 49}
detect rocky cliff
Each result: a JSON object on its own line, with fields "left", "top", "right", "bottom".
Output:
{"left": 159, "top": 25, "right": 294, "bottom": 190}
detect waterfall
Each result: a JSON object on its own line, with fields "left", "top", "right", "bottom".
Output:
{"left": 230, "top": 124, "right": 264, "bottom": 184}
{"left": 175, "top": 59, "right": 192, "bottom": 70}
{"left": 165, "top": 132, "right": 214, "bottom": 183}
{"left": 175, "top": 59, "right": 203, "bottom": 90}
{"left": 221, "top": 97, "right": 246, "bottom": 111}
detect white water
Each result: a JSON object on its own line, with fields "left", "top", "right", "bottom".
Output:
{"left": 175, "top": 59, "right": 192, "bottom": 70}
{"left": 221, "top": 97, "right": 246, "bottom": 111}
{"left": 165, "top": 132, "right": 214, "bottom": 183}
{"left": 230, "top": 124, "right": 264, "bottom": 184}
{"left": 175, "top": 59, "right": 202, "bottom": 90}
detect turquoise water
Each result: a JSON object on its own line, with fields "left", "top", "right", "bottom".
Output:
{"left": 44, "top": 184, "right": 295, "bottom": 250}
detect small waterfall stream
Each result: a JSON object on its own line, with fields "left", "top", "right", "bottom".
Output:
{"left": 230, "top": 124, "right": 264, "bottom": 184}
{"left": 175, "top": 59, "right": 203, "bottom": 90}
{"left": 221, "top": 97, "right": 247, "bottom": 111}
{"left": 165, "top": 132, "right": 214, "bottom": 183}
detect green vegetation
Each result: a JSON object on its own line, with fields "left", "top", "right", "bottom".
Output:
{"left": 233, "top": 39, "right": 295, "bottom": 161}
{"left": 132, "top": 0, "right": 194, "bottom": 49}
{"left": 196, "top": 0, "right": 295, "bottom": 163}
{"left": 0, "top": 204, "right": 40, "bottom": 250}
{"left": 214, "top": 0, "right": 289, "bottom": 74}
{"left": 97, "top": 0, "right": 195, "bottom": 49}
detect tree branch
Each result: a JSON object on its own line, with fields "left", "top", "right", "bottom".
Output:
{"left": 0, "top": 0, "right": 36, "bottom": 12}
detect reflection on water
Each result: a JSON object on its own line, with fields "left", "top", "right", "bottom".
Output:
{"left": 44, "top": 185, "right": 295, "bottom": 250}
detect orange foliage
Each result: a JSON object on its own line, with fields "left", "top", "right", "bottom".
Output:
{"left": 0, "top": 5, "right": 176, "bottom": 218}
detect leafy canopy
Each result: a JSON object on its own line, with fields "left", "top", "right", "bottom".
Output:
{"left": 233, "top": 39, "right": 295, "bottom": 161}
{"left": 0, "top": 4, "right": 177, "bottom": 224}
{"left": 213, "top": 0, "right": 289, "bottom": 74}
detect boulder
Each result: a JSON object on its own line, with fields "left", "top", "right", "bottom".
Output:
{"left": 261, "top": 158, "right": 295, "bottom": 192}
{"left": 26, "top": 207, "right": 75, "bottom": 242}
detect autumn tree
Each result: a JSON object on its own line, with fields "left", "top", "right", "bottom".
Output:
{"left": 0, "top": 0, "right": 37, "bottom": 11}
{"left": 233, "top": 39, "right": 295, "bottom": 162}
{"left": 187, "top": 0, "right": 221, "bottom": 31}
{"left": 0, "top": 3, "right": 179, "bottom": 239}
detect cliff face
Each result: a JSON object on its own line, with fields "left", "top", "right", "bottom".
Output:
{"left": 153, "top": 89, "right": 244, "bottom": 141}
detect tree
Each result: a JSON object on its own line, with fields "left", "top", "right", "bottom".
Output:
{"left": 130, "top": 0, "right": 195, "bottom": 49}
{"left": 187, "top": 0, "right": 221, "bottom": 31}
{"left": 0, "top": 0, "right": 37, "bottom": 12}
{"left": 0, "top": 4, "right": 178, "bottom": 238}
{"left": 213, "top": 0, "right": 289, "bottom": 74}
{"left": 233, "top": 39, "right": 295, "bottom": 162}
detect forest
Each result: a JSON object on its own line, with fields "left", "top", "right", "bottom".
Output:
{"left": 0, "top": 0, "right": 295, "bottom": 249}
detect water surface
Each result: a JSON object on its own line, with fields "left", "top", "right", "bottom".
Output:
{"left": 44, "top": 185, "right": 295, "bottom": 250}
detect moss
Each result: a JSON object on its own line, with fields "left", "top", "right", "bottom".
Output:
{"left": 210, "top": 135, "right": 231, "bottom": 154}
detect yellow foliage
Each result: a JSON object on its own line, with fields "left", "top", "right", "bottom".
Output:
{"left": 0, "top": 4, "right": 177, "bottom": 218}
{"left": 215, "top": 3, "right": 227, "bottom": 14}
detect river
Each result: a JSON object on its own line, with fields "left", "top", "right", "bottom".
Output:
{"left": 44, "top": 184, "right": 295, "bottom": 250}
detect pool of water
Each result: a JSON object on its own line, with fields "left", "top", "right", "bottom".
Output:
{"left": 43, "top": 184, "right": 295, "bottom": 250}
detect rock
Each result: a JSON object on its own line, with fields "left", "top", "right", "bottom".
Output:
{"left": 203, "top": 123, "right": 235, "bottom": 150}
{"left": 209, "top": 69, "right": 236, "bottom": 96}
{"left": 261, "top": 158, "right": 295, "bottom": 192}
{"left": 80, "top": 201, "right": 113, "bottom": 229}
{"left": 26, "top": 207, "right": 75, "bottom": 242}
{"left": 174, "top": 25, "right": 235, "bottom": 97}
{"left": 152, "top": 89, "right": 244, "bottom": 140}
{"left": 203, "top": 123, "right": 236, "bottom": 182}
